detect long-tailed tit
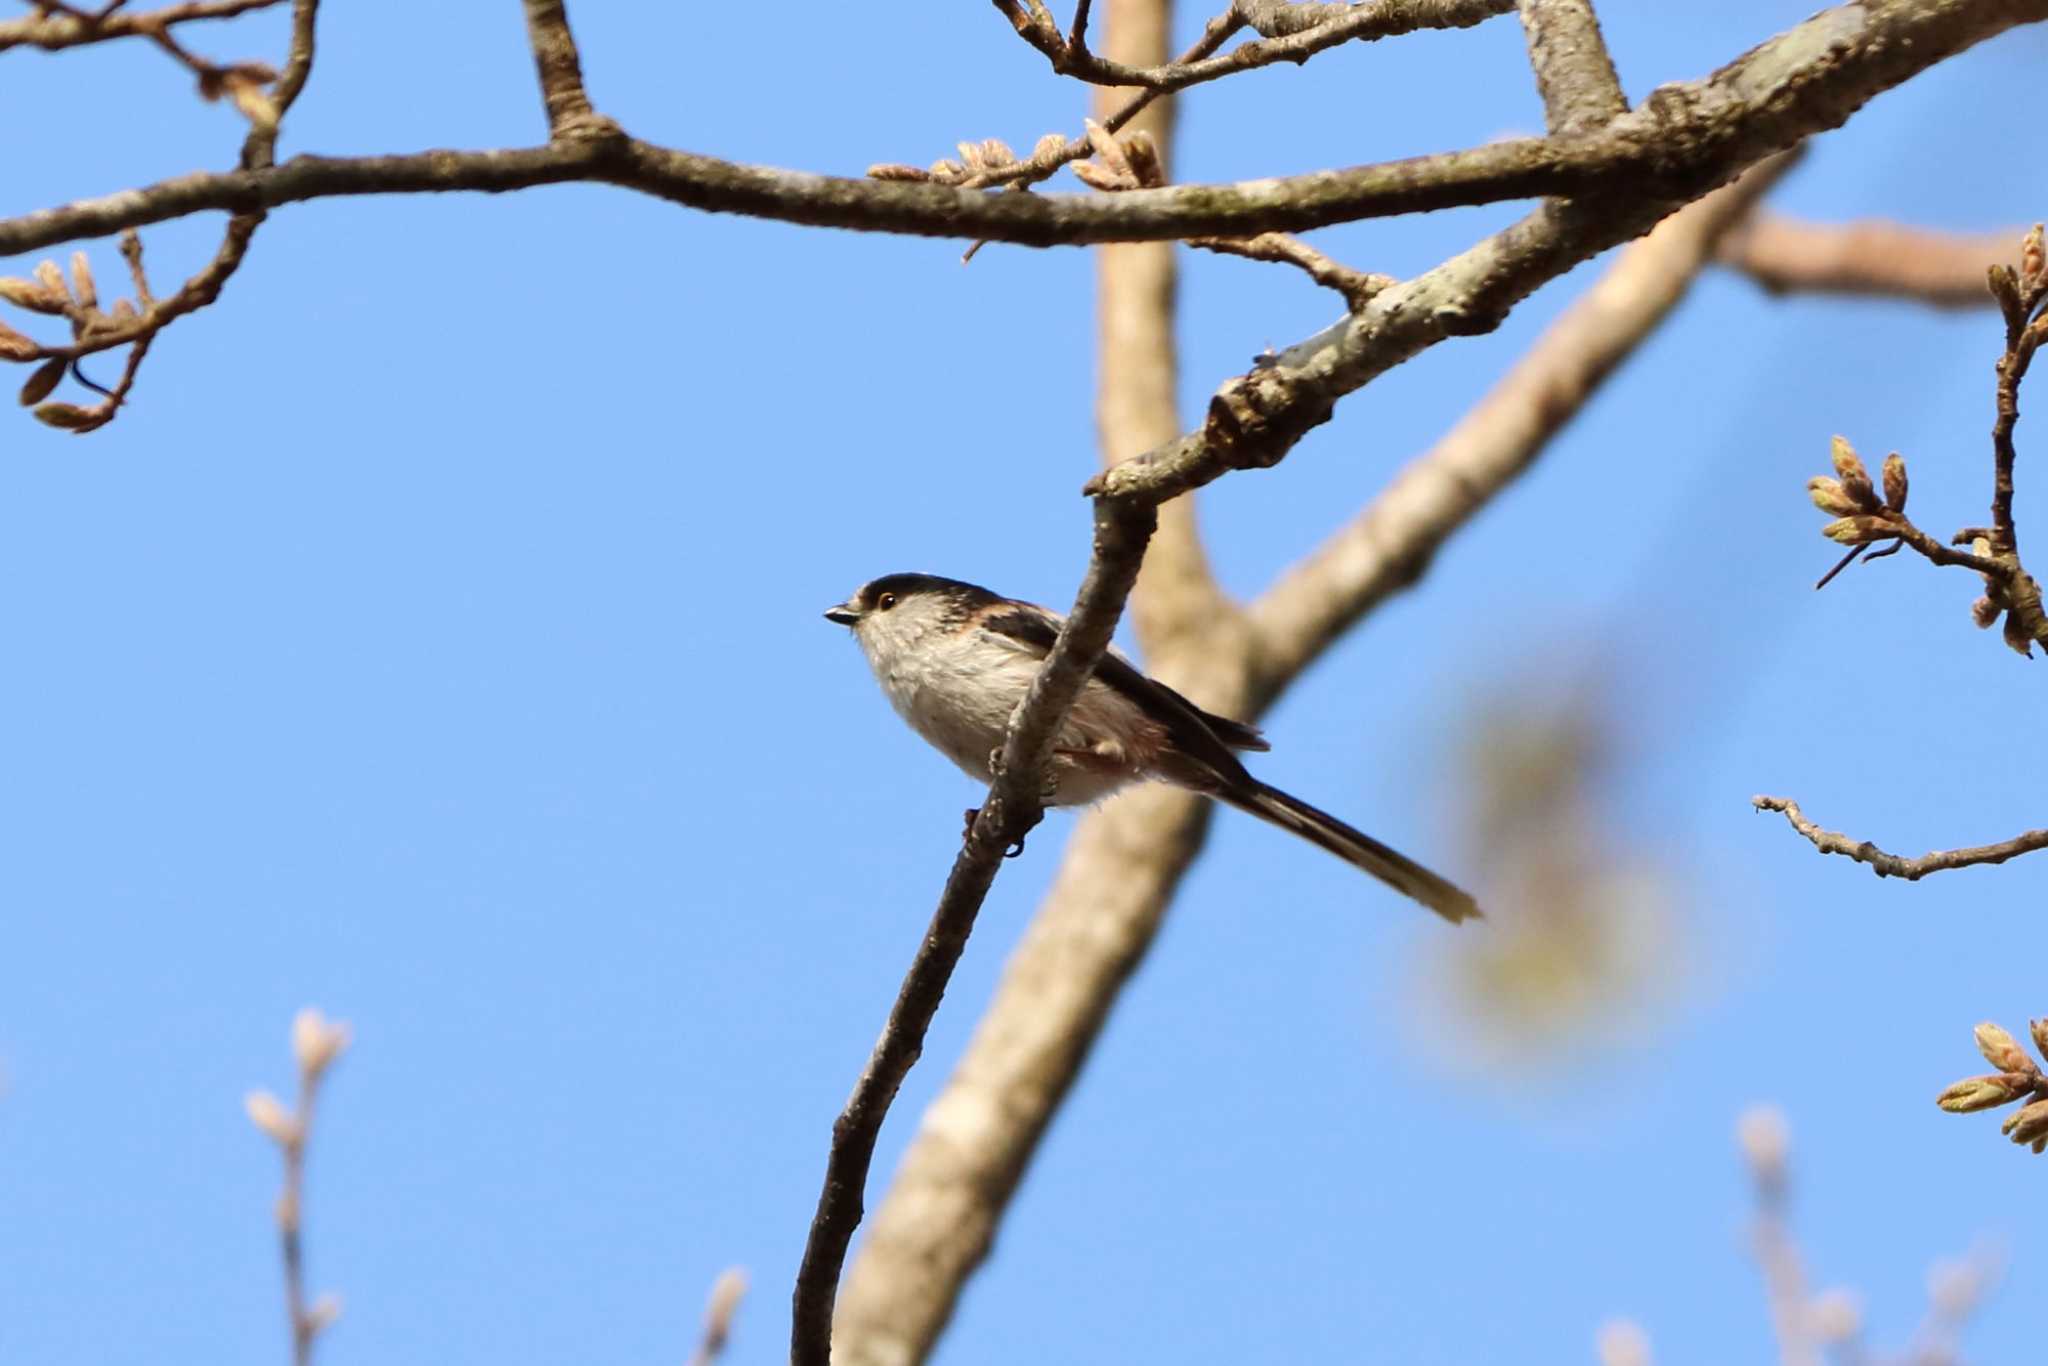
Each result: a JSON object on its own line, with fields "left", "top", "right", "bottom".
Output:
{"left": 824, "top": 573, "right": 1478, "bottom": 923}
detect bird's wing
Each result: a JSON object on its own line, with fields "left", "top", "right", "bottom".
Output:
{"left": 978, "top": 604, "right": 1269, "bottom": 768}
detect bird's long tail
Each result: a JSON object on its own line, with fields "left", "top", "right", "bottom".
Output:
{"left": 1218, "top": 780, "right": 1480, "bottom": 924}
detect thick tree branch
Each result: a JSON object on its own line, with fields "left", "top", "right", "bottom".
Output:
{"left": 1246, "top": 154, "right": 1794, "bottom": 694}
{"left": 1515, "top": 0, "right": 1627, "bottom": 137}
{"left": 1719, "top": 214, "right": 2016, "bottom": 307}
{"left": 1753, "top": 796, "right": 2048, "bottom": 880}
{"left": 2, "top": 0, "right": 2041, "bottom": 261}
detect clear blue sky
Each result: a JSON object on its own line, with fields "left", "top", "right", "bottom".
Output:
{"left": 3, "top": 4, "right": 2045, "bottom": 1364}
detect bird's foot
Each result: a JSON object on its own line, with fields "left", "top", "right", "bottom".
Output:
{"left": 961, "top": 805, "right": 1027, "bottom": 859}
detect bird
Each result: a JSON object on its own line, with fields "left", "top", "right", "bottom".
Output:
{"left": 823, "top": 572, "right": 1478, "bottom": 923}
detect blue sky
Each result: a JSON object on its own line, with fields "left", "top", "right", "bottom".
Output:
{"left": 3, "top": 4, "right": 2046, "bottom": 1364}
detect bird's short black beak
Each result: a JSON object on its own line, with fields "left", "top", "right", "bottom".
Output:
{"left": 823, "top": 606, "right": 860, "bottom": 626}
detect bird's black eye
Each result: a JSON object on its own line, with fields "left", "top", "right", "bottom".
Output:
{"left": 876, "top": 592, "right": 898, "bottom": 611}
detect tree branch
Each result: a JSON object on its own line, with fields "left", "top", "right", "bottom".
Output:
{"left": 1187, "top": 231, "right": 1393, "bottom": 310}
{"left": 1000, "top": 0, "right": 1511, "bottom": 90}
{"left": 517, "top": 0, "right": 616, "bottom": 141}
{"left": 1246, "top": 153, "right": 1794, "bottom": 694}
{"left": 1, "top": 0, "right": 2040, "bottom": 261}
{"left": 1515, "top": 0, "right": 1627, "bottom": 138}
{"left": 825, "top": 125, "right": 1795, "bottom": 1366}
{"left": 0, "top": 0, "right": 282, "bottom": 55}
{"left": 1753, "top": 796, "right": 2048, "bottom": 880}
{"left": 1718, "top": 213, "right": 2017, "bottom": 307}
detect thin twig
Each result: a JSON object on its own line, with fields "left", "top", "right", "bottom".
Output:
{"left": 246, "top": 1009, "right": 350, "bottom": 1366}
{"left": 1753, "top": 796, "right": 2048, "bottom": 880}
{"left": 0, "top": 0, "right": 280, "bottom": 52}
{"left": 1188, "top": 232, "right": 1393, "bottom": 310}
{"left": 1001, "top": 0, "right": 1512, "bottom": 89}
{"left": 240, "top": 0, "right": 318, "bottom": 170}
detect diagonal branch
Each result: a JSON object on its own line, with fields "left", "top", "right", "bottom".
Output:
{"left": 1246, "top": 153, "right": 1794, "bottom": 693}
{"left": 1753, "top": 796, "right": 2048, "bottom": 880}
{"left": 1515, "top": 0, "right": 1627, "bottom": 137}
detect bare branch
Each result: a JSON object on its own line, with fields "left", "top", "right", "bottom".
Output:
{"left": 0, "top": 0, "right": 282, "bottom": 54}
{"left": 1752, "top": 795, "right": 2048, "bottom": 880}
{"left": 1188, "top": 231, "right": 1393, "bottom": 309}
{"left": 518, "top": 0, "right": 617, "bottom": 142}
{"left": 245, "top": 1008, "right": 351, "bottom": 1366}
{"left": 1515, "top": 0, "right": 1627, "bottom": 137}
{"left": 1245, "top": 154, "right": 1794, "bottom": 694}
{"left": 1719, "top": 213, "right": 2016, "bottom": 307}
{"left": 240, "top": 0, "right": 318, "bottom": 170}
{"left": 1002, "top": 0, "right": 1512, "bottom": 90}
{"left": 1, "top": 0, "right": 2039, "bottom": 262}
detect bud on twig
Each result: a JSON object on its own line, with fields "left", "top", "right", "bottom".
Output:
{"left": 291, "top": 1006, "right": 351, "bottom": 1079}
{"left": 0, "top": 276, "right": 65, "bottom": 314}
{"left": 33, "top": 259, "right": 70, "bottom": 304}
{"left": 244, "top": 1089, "right": 302, "bottom": 1146}
{"left": 1989, "top": 263, "right": 2023, "bottom": 322}
{"left": 2022, "top": 223, "right": 2045, "bottom": 287}
{"left": 1821, "top": 515, "right": 1893, "bottom": 545}
{"left": 1072, "top": 160, "right": 1129, "bottom": 192}
{"left": 0, "top": 319, "right": 38, "bottom": 361}
{"left": 865, "top": 164, "right": 930, "bottom": 182}
{"left": 33, "top": 402, "right": 100, "bottom": 430}
{"left": 1807, "top": 476, "right": 1861, "bottom": 517}
{"left": 1936, "top": 1073, "right": 2033, "bottom": 1112}
{"left": 1121, "top": 131, "right": 1165, "bottom": 188}
{"left": 1881, "top": 453, "right": 1908, "bottom": 512}
{"left": 2000, "top": 1097, "right": 2048, "bottom": 1145}
{"left": 68, "top": 252, "right": 96, "bottom": 312}
{"left": 1975, "top": 1021, "right": 2034, "bottom": 1073}
{"left": 1829, "top": 436, "right": 1879, "bottom": 511}
{"left": 18, "top": 357, "right": 65, "bottom": 407}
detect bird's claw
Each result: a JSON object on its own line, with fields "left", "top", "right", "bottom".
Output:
{"left": 962, "top": 805, "right": 1028, "bottom": 859}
